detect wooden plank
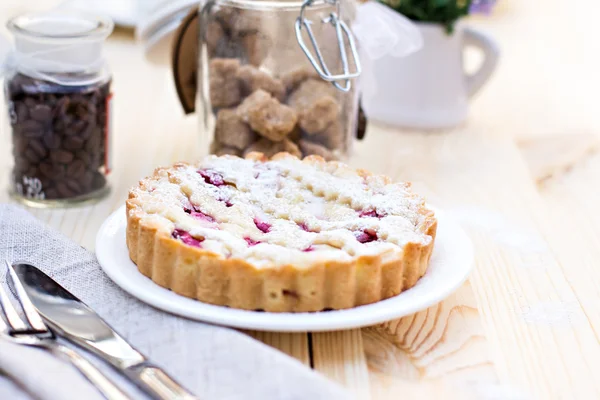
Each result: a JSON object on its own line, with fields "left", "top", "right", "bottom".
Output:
{"left": 363, "top": 282, "right": 498, "bottom": 399}
{"left": 517, "top": 134, "right": 599, "bottom": 183}
{"left": 311, "top": 330, "right": 371, "bottom": 399}
{"left": 308, "top": 122, "right": 600, "bottom": 399}
{"left": 245, "top": 331, "right": 310, "bottom": 366}
{"left": 534, "top": 152, "right": 600, "bottom": 363}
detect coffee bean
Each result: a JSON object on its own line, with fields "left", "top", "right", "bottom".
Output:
{"left": 53, "top": 97, "right": 70, "bottom": 117}
{"left": 44, "top": 188, "right": 59, "bottom": 199}
{"left": 24, "top": 166, "right": 40, "bottom": 178}
{"left": 15, "top": 137, "right": 29, "bottom": 153}
{"left": 66, "top": 159, "right": 86, "bottom": 178}
{"left": 76, "top": 151, "right": 92, "bottom": 165}
{"left": 85, "top": 134, "right": 101, "bottom": 153}
{"left": 24, "top": 148, "right": 42, "bottom": 163}
{"left": 45, "top": 94, "right": 58, "bottom": 106}
{"left": 75, "top": 104, "right": 88, "bottom": 119}
{"left": 81, "top": 171, "right": 94, "bottom": 190}
{"left": 54, "top": 114, "right": 73, "bottom": 133}
{"left": 53, "top": 118, "right": 66, "bottom": 132}
{"left": 39, "top": 162, "right": 65, "bottom": 179}
{"left": 65, "top": 179, "right": 82, "bottom": 194}
{"left": 66, "top": 120, "right": 86, "bottom": 136}
{"left": 89, "top": 153, "right": 102, "bottom": 169}
{"left": 39, "top": 177, "right": 53, "bottom": 189}
{"left": 71, "top": 94, "right": 85, "bottom": 104}
{"left": 56, "top": 115, "right": 74, "bottom": 133}
{"left": 87, "top": 103, "right": 97, "bottom": 116}
{"left": 15, "top": 157, "right": 30, "bottom": 172}
{"left": 29, "top": 139, "right": 48, "bottom": 159}
{"left": 30, "top": 104, "right": 52, "bottom": 122}
{"left": 43, "top": 132, "right": 62, "bottom": 150}
{"left": 64, "top": 136, "right": 84, "bottom": 150}
{"left": 16, "top": 102, "right": 29, "bottom": 121}
{"left": 50, "top": 150, "right": 74, "bottom": 164}
{"left": 56, "top": 182, "right": 76, "bottom": 198}
{"left": 80, "top": 122, "right": 95, "bottom": 140}
{"left": 21, "top": 120, "right": 44, "bottom": 138}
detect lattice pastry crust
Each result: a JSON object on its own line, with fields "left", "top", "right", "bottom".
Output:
{"left": 126, "top": 152, "right": 437, "bottom": 312}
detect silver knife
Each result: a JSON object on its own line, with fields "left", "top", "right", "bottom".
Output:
{"left": 12, "top": 263, "right": 198, "bottom": 400}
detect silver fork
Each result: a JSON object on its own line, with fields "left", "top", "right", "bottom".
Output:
{"left": 0, "top": 260, "right": 131, "bottom": 400}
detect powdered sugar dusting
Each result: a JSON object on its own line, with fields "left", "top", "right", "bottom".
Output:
{"left": 129, "top": 155, "right": 434, "bottom": 267}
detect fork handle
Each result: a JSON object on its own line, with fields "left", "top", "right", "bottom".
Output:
{"left": 125, "top": 364, "right": 198, "bottom": 400}
{"left": 48, "top": 343, "right": 131, "bottom": 400}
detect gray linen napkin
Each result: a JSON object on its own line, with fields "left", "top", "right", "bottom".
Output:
{"left": 0, "top": 204, "right": 349, "bottom": 400}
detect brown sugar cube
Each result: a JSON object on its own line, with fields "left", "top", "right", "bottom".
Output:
{"left": 215, "top": 109, "right": 256, "bottom": 150}
{"left": 210, "top": 141, "right": 242, "bottom": 157}
{"left": 237, "top": 89, "right": 271, "bottom": 116}
{"left": 315, "top": 119, "right": 345, "bottom": 150}
{"left": 299, "top": 139, "right": 337, "bottom": 161}
{"left": 209, "top": 58, "right": 242, "bottom": 108}
{"left": 206, "top": 21, "right": 225, "bottom": 56}
{"left": 281, "top": 67, "right": 319, "bottom": 94}
{"left": 237, "top": 65, "right": 285, "bottom": 101}
{"left": 243, "top": 138, "right": 301, "bottom": 158}
{"left": 237, "top": 90, "right": 297, "bottom": 141}
{"left": 212, "top": 38, "right": 247, "bottom": 60}
{"left": 288, "top": 79, "right": 337, "bottom": 109}
{"left": 298, "top": 96, "right": 340, "bottom": 135}
{"left": 288, "top": 124, "right": 302, "bottom": 143}
{"left": 231, "top": 11, "right": 263, "bottom": 35}
{"left": 288, "top": 79, "right": 340, "bottom": 135}
{"left": 214, "top": 8, "right": 239, "bottom": 30}
{"left": 240, "top": 32, "right": 270, "bottom": 67}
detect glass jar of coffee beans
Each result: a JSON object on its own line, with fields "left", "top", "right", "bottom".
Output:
{"left": 4, "top": 11, "right": 114, "bottom": 207}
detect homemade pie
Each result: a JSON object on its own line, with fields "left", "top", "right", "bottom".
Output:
{"left": 126, "top": 152, "right": 437, "bottom": 312}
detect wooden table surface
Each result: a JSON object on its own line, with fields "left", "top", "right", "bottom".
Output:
{"left": 2, "top": 1, "right": 600, "bottom": 399}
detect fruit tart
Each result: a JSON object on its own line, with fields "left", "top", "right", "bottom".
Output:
{"left": 126, "top": 152, "right": 437, "bottom": 312}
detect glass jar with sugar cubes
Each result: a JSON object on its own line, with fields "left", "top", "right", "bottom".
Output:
{"left": 197, "top": 0, "right": 361, "bottom": 161}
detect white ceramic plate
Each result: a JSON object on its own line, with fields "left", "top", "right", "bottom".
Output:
{"left": 96, "top": 206, "right": 473, "bottom": 332}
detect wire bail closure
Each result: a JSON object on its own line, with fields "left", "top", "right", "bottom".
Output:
{"left": 295, "top": 0, "right": 361, "bottom": 92}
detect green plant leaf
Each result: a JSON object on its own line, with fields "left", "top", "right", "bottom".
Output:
{"left": 434, "top": 0, "right": 451, "bottom": 7}
{"left": 378, "top": 0, "right": 473, "bottom": 32}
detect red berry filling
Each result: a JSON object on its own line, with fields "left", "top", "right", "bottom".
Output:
{"left": 244, "top": 237, "right": 261, "bottom": 246}
{"left": 359, "top": 209, "right": 384, "bottom": 218}
{"left": 354, "top": 229, "right": 378, "bottom": 243}
{"left": 303, "top": 245, "right": 315, "bottom": 252}
{"left": 184, "top": 207, "right": 216, "bottom": 223}
{"left": 198, "top": 169, "right": 225, "bottom": 186}
{"left": 172, "top": 229, "right": 203, "bottom": 247}
{"left": 216, "top": 195, "right": 234, "bottom": 207}
{"left": 297, "top": 222, "right": 311, "bottom": 232}
{"left": 254, "top": 219, "right": 271, "bottom": 233}
{"left": 190, "top": 210, "right": 215, "bottom": 223}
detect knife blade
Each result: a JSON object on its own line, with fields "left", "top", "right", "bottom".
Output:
{"left": 12, "top": 262, "right": 198, "bottom": 400}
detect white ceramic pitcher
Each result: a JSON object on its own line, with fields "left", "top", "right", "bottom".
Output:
{"left": 362, "top": 22, "right": 500, "bottom": 129}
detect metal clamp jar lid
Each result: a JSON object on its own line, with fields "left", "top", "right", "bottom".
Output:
{"left": 295, "top": 0, "right": 361, "bottom": 91}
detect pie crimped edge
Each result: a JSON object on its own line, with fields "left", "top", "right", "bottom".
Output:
{"left": 125, "top": 152, "right": 437, "bottom": 313}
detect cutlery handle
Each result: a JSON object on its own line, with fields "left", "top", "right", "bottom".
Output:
{"left": 126, "top": 364, "right": 197, "bottom": 400}
{"left": 50, "top": 343, "right": 131, "bottom": 400}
